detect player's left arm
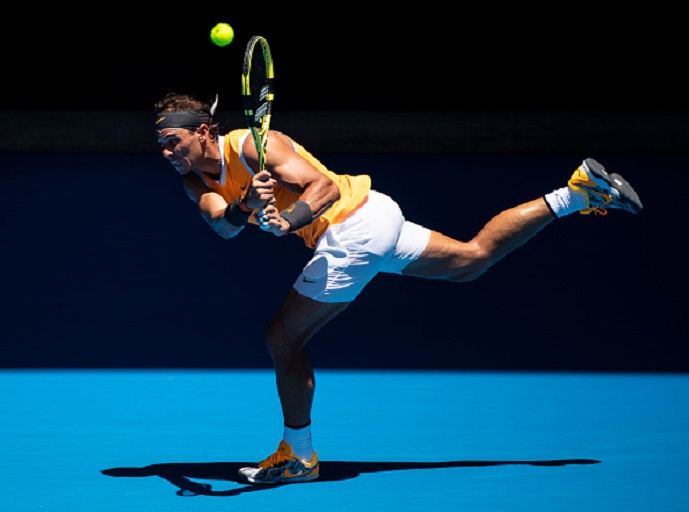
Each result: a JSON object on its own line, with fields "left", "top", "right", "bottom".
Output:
{"left": 183, "top": 171, "right": 270, "bottom": 239}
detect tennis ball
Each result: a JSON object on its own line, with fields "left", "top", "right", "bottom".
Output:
{"left": 210, "top": 23, "right": 234, "bottom": 47}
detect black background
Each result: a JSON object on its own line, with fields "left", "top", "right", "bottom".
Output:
{"left": 3, "top": 8, "right": 688, "bottom": 112}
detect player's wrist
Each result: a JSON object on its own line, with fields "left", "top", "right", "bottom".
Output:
{"left": 224, "top": 199, "right": 252, "bottom": 227}
{"left": 237, "top": 193, "right": 253, "bottom": 213}
{"left": 280, "top": 200, "right": 312, "bottom": 233}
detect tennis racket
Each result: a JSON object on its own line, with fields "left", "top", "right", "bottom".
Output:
{"left": 242, "top": 35, "right": 274, "bottom": 174}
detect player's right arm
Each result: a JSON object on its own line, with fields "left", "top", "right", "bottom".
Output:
{"left": 182, "top": 172, "right": 244, "bottom": 239}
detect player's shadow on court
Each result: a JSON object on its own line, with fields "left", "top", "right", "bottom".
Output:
{"left": 102, "top": 458, "right": 601, "bottom": 497}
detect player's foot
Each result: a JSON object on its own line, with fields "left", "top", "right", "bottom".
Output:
{"left": 238, "top": 440, "right": 319, "bottom": 484}
{"left": 568, "top": 158, "right": 643, "bottom": 215}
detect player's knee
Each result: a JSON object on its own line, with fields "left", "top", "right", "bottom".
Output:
{"left": 448, "top": 244, "right": 491, "bottom": 282}
{"left": 265, "top": 324, "right": 283, "bottom": 359}
{"left": 265, "top": 322, "right": 300, "bottom": 361}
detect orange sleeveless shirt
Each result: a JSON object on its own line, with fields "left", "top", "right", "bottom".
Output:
{"left": 199, "top": 129, "right": 371, "bottom": 249}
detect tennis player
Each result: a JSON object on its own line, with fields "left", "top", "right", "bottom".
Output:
{"left": 154, "top": 92, "right": 643, "bottom": 484}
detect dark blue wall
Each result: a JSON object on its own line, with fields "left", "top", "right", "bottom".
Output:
{"left": 2, "top": 153, "right": 686, "bottom": 371}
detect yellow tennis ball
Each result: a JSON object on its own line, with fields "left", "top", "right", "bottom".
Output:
{"left": 210, "top": 23, "right": 234, "bottom": 47}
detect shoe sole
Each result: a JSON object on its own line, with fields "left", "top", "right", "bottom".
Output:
{"left": 242, "top": 473, "right": 319, "bottom": 484}
{"left": 238, "top": 467, "right": 320, "bottom": 485}
{"left": 583, "top": 158, "right": 644, "bottom": 213}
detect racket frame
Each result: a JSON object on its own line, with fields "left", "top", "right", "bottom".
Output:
{"left": 241, "top": 35, "right": 274, "bottom": 174}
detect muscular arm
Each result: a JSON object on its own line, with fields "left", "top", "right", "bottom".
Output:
{"left": 243, "top": 130, "right": 341, "bottom": 220}
{"left": 182, "top": 172, "right": 244, "bottom": 239}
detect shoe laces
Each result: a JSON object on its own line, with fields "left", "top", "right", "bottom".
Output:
{"left": 258, "top": 441, "right": 292, "bottom": 469}
{"left": 580, "top": 206, "right": 608, "bottom": 215}
{"left": 582, "top": 189, "right": 611, "bottom": 215}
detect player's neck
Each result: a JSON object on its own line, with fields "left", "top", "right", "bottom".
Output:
{"left": 197, "top": 140, "right": 222, "bottom": 177}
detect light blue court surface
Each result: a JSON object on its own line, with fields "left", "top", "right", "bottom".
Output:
{"left": 1, "top": 370, "right": 688, "bottom": 512}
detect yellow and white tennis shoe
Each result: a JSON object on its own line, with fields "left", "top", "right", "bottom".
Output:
{"left": 568, "top": 158, "right": 643, "bottom": 215}
{"left": 239, "top": 440, "right": 320, "bottom": 484}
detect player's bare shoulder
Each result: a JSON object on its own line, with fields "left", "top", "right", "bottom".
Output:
{"left": 264, "top": 130, "right": 298, "bottom": 161}
{"left": 242, "top": 130, "right": 297, "bottom": 174}
{"left": 268, "top": 130, "right": 293, "bottom": 146}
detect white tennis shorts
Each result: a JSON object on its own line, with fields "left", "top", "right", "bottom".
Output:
{"left": 292, "top": 190, "right": 431, "bottom": 303}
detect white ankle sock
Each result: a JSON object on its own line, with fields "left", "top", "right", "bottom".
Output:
{"left": 544, "top": 187, "right": 588, "bottom": 218}
{"left": 283, "top": 424, "right": 314, "bottom": 461}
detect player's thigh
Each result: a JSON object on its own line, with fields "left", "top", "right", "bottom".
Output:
{"left": 402, "top": 230, "right": 476, "bottom": 279}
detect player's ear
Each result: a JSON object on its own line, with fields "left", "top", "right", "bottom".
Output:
{"left": 197, "top": 124, "right": 210, "bottom": 140}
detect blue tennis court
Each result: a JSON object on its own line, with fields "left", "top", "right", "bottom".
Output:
{"left": 1, "top": 370, "right": 688, "bottom": 511}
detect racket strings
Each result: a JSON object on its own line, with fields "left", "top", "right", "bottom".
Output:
{"left": 249, "top": 55, "right": 269, "bottom": 127}
{"left": 242, "top": 37, "right": 273, "bottom": 133}
{"left": 242, "top": 36, "right": 274, "bottom": 173}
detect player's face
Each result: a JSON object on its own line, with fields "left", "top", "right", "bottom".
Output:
{"left": 156, "top": 128, "right": 198, "bottom": 175}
